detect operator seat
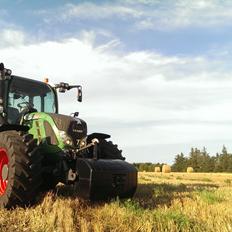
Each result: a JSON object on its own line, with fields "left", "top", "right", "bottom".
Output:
{"left": 7, "top": 107, "right": 20, "bottom": 124}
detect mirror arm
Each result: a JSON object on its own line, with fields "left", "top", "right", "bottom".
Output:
{"left": 54, "top": 83, "right": 82, "bottom": 102}
{"left": 67, "top": 85, "right": 81, "bottom": 90}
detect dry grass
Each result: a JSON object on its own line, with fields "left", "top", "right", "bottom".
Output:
{"left": 1, "top": 172, "right": 232, "bottom": 231}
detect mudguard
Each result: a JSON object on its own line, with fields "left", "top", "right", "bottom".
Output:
{"left": 0, "top": 124, "right": 29, "bottom": 132}
{"left": 76, "top": 159, "right": 137, "bottom": 200}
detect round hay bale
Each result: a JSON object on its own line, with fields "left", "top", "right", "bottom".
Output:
{"left": 187, "top": 167, "right": 194, "bottom": 173}
{"left": 162, "top": 164, "right": 171, "bottom": 173}
{"left": 154, "top": 167, "right": 161, "bottom": 173}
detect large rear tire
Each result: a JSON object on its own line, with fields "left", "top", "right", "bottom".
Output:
{"left": 0, "top": 131, "right": 43, "bottom": 208}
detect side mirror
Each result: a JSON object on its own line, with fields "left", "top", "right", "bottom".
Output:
{"left": 55, "top": 83, "right": 82, "bottom": 102}
{"left": 77, "top": 86, "right": 82, "bottom": 102}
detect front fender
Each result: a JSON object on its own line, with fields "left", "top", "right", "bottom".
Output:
{"left": 87, "top": 133, "right": 110, "bottom": 143}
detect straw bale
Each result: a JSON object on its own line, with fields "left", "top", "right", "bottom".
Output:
{"left": 162, "top": 165, "right": 171, "bottom": 173}
{"left": 187, "top": 167, "right": 194, "bottom": 173}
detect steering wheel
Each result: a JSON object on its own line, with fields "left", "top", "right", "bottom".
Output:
{"left": 16, "top": 102, "right": 37, "bottom": 124}
{"left": 17, "top": 102, "right": 34, "bottom": 112}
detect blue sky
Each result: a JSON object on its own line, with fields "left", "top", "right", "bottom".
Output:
{"left": 1, "top": 0, "right": 232, "bottom": 164}
{"left": 3, "top": 0, "right": 232, "bottom": 55}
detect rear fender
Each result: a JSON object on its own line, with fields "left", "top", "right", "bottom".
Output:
{"left": 0, "top": 124, "right": 29, "bottom": 132}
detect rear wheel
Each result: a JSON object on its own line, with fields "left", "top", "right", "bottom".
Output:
{"left": 0, "top": 131, "right": 43, "bottom": 208}
{"left": 0, "top": 149, "right": 9, "bottom": 196}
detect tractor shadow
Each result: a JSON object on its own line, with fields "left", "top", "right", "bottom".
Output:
{"left": 51, "top": 184, "right": 116, "bottom": 208}
{"left": 47, "top": 182, "right": 219, "bottom": 210}
{"left": 133, "top": 182, "right": 219, "bottom": 210}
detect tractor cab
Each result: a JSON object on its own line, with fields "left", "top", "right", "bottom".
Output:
{"left": 0, "top": 63, "right": 82, "bottom": 131}
{"left": 7, "top": 76, "right": 57, "bottom": 124}
{"left": 0, "top": 63, "right": 58, "bottom": 129}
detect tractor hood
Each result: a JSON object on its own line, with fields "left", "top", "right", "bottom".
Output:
{"left": 48, "top": 113, "right": 87, "bottom": 145}
{"left": 24, "top": 112, "right": 87, "bottom": 148}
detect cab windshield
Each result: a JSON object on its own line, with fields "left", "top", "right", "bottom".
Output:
{"left": 7, "top": 77, "right": 57, "bottom": 124}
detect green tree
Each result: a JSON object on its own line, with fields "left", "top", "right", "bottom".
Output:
{"left": 172, "top": 153, "right": 188, "bottom": 172}
{"left": 199, "top": 147, "right": 213, "bottom": 172}
{"left": 219, "top": 145, "right": 232, "bottom": 172}
{"left": 188, "top": 148, "right": 202, "bottom": 172}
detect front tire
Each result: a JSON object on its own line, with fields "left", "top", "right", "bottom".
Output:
{"left": 0, "top": 131, "right": 43, "bottom": 208}
{"left": 98, "top": 140, "right": 125, "bottom": 160}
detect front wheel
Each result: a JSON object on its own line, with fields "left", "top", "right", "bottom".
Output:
{"left": 97, "top": 140, "right": 125, "bottom": 160}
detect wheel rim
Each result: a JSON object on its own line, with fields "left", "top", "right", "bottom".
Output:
{"left": 0, "top": 148, "right": 9, "bottom": 195}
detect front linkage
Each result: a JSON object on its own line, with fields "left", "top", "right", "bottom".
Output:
{"left": 43, "top": 131, "right": 137, "bottom": 201}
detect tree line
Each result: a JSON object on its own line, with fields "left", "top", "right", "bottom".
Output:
{"left": 134, "top": 145, "right": 232, "bottom": 172}
{"left": 172, "top": 146, "right": 232, "bottom": 172}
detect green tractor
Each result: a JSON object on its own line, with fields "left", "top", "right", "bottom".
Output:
{"left": 0, "top": 63, "right": 137, "bottom": 208}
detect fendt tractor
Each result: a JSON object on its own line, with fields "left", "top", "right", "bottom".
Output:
{"left": 0, "top": 63, "right": 137, "bottom": 208}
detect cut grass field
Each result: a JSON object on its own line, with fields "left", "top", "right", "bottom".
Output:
{"left": 1, "top": 172, "right": 232, "bottom": 232}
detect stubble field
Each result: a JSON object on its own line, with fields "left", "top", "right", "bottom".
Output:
{"left": 1, "top": 172, "right": 232, "bottom": 232}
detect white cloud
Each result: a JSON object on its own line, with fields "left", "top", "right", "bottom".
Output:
{"left": 135, "top": 0, "right": 232, "bottom": 30}
{"left": 38, "top": 2, "right": 142, "bottom": 23}
{"left": 64, "top": 3, "right": 142, "bottom": 19}
{"left": 2, "top": 30, "right": 232, "bottom": 162}
{"left": 35, "top": 0, "right": 232, "bottom": 30}
{"left": 0, "top": 29, "right": 25, "bottom": 48}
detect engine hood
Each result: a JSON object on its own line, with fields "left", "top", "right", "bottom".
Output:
{"left": 48, "top": 113, "right": 87, "bottom": 144}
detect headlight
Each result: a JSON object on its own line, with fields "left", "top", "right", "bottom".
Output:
{"left": 65, "top": 138, "right": 73, "bottom": 146}
{"left": 78, "top": 138, "right": 87, "bottom": 148}
{"left": 59, "top": 131, "right": 73, "bottom": 146}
